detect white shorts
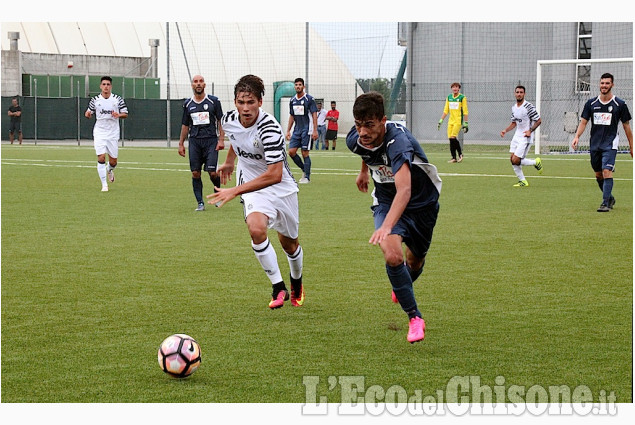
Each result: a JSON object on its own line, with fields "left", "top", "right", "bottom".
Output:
{"left": 509, "top": 134, "right": 533, "bottom": 159}
{"left": 94, "top": 137, "right": 119, "bottom": 158}
{"left": 241, "top": 191, "right": 299, "bottom": 239}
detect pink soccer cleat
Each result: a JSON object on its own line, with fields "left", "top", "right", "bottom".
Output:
{"left": 391, "top": 290, "right": 399, "bottom": 304}
{"left": 291, "top": 285, "right": 305, "bottom": 307}
{"left": 268, "top": 289, "right": 289, "bottom": 309}
{"left": 407, "top": 316, "right": 426, "bottom": 343}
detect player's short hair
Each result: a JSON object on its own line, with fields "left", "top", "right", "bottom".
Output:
{"left": 331, "top": 101, "right": 336, "bottom": 105}
{"left": 515, "top": 85, "right": 526, "bottom": 92}
{"left": 234, "top": 74, "right": 265, "bottom": 100}
{"left": 451, "top": 82, "right": 461, "bottom": 88}
{"left": 601, "top": 73, "right": 614, "bottom": 83}
{"left": 101, "top": 76, "right": 112, "bottom": 83}
{"left": 294, "top": 77, "right": 305, "bottom": 85}
{"left": 353, "top": 92, "right": 385, "bottom": 120}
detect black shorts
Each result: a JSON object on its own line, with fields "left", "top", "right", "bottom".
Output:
{"left": 325, "top": 129, "right": 338, "bottom": 140}
{"left": 9, "top": 121, "right": 22, "bottom": 133}
{"left": 189, "top": 137, "right": 219, "bottom": 172}
{"left": 372, "top": 202, "right": 439, "bottom": 259}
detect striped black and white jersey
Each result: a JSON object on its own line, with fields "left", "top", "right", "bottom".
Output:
{"left": 87, "top": 93, "right": 127, "bottom": 140}
{"left": 510, "top": 100, "right": 540, "bottom": 137}
{"left": 221, "top": 108, "right": 298, "bottom": 198}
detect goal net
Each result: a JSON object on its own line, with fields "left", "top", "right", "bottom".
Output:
{"left": 535, "top": 58, "right": 633, "bottom": 154}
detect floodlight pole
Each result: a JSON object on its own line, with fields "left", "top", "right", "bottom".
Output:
{"left": 166, "top": 22, "right": 171, "bottom": 148}
{"left": 305, "top": 22, "right": 309, "bottom": 92}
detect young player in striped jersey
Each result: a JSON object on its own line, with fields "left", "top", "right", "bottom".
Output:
{"left": 208, "top": 74, "right": 305, "bottom": 309}
{"left": 347, "top": 92, "right": 442, "bottom": 344}
{"left": 572, "top": 73, "right": 633, "bottom": 212}
{"left": 85, "top": 76, "right": 128, "bottom": 192}
{"left": 500, "top": 85, "right": 543, "bottom": 187}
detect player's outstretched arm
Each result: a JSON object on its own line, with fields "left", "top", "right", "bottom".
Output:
{"left": 208, "top": 161, "right": 283, "bottom": 208}
{"left": 369, "top": 163, "right": 411, "bottom": 246}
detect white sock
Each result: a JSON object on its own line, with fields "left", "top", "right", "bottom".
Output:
{"left": 97, "top": 162, "right": 107, "bottom": 186}
{"left": 520, "top": 158, "right": 535, "bottom": 166}
{"left": 252, "top": 238, "right": 283, "bottom": 284}
{"left": 512, "top": 164, "right": 525, "bottom": 181}
{"left": 286, "top": 245, "right": 303, "bottom": 280}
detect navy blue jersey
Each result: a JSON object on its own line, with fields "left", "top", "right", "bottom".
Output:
{"left": 581, "top": 95, "right": 631, "bottom": 151}
{"left": 346, "top": 122, "right": 442, "bottom": 210}
{"left": 289, "top": 94, "right": 318, "bottom": 135}
{"left": 182, "top": 94, "right": 224, "bottom": 139}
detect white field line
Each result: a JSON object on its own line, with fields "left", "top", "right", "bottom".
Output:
{"left": 2, "top": 157, "right": 632, "bottom": 181}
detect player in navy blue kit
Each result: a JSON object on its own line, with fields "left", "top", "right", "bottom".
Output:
{"left": 285, "top": 78, "right": 318, "bottom": 183}
{"left": 572, "top": 73, "right": 633, "bottom": 212}
{"left": 347, "top": 92, "right": 442, "bottom": 344}
{"left": 178, "top": 75, "right": 225, "bottom": 211}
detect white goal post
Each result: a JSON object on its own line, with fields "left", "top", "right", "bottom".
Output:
{"left": 535, "top": 57, "right": 634, "bottom": 154}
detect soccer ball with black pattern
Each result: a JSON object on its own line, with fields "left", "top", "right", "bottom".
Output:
{"left": 157, "top": 334, "right": 201, "bottom": 378}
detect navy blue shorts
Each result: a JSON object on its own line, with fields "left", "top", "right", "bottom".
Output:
{"left": 289, "top": 131, "right": 311, "bottom": 150}
{"left": 189, "top": 137, "right": 219, "bottom": 172}
{"left": 590, "top": 149, "right": 617, "bottom": 173}
{"left": 372, "top": 202, "right": 439, "bottom": 259}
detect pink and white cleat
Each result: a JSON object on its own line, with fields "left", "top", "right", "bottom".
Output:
{"left": 407, "top": 316, "right": 425, "bottom": 343}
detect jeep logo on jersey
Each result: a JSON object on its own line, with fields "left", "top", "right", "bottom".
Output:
{"left": 101, "top": 109, "right": 114, "bottom": 115}
{"left": 236, "top": 146, "right": 263, "bottom": 160}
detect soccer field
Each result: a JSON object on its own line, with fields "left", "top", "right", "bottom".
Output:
{"left": 1, "top": 144, "right": 632, "bottom": 405}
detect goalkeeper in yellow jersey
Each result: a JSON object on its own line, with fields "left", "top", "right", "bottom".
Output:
{"left": 438, "top": 82, "right": 469, "bottom": 163}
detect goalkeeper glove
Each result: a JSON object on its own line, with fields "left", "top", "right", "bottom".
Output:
{"left": 437, "top": 119, "right": 443, "bottom": 130}
{"left": 462, "top": 121, "right": 469, "bottom": 133}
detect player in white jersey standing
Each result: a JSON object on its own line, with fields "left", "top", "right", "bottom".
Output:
{"left": 208, "top": 74, "right": 305, "bottom": 309}
{"left": 85, "top": 76, "right": 128, "bottom": 192}
{"left": 500, "top": 85, "right": 543, "bottom": 187}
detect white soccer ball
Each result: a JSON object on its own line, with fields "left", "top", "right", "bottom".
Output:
{"left": 157, "top": 334, "right": 201, "bottom": 378}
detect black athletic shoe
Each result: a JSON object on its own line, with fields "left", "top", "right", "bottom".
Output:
{"left": 597, "top": 203, "right": 610, "bottom": 212}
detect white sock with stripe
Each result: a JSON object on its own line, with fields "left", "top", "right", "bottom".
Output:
{"left": 286, "top": 245, "right": 303, "bottom": 280}
{"left": 97, "top": 162, "right": 107, "bottom": 186}
{"left": 252, "top": 238, "right": 283, "bottom": 285}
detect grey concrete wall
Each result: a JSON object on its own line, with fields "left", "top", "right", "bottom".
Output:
{"left": 406, "top": 22, "right": 633, "bottom": 147}
{"left": 19, "top": 52, "right": 151, "bottom": 77}
{"left": 1, "top": 51, "right": 152, "bottom": 96}
{"left": 1, "top": 49, "right": 21, "bottom": 96}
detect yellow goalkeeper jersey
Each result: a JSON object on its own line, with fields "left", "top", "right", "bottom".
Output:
{"left": 443, "top": 93, "right": 468, "bottom": 124}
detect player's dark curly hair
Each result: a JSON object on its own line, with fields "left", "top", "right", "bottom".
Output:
{"left": 353, "top": 92, "right": 385, "bottom": 120}
{"left": 234, "top": 75, "right": 265, "bottom": 100}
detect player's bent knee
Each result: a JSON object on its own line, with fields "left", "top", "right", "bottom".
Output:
{"left": 384, "top": 251, "right": 405, "bottom": 268}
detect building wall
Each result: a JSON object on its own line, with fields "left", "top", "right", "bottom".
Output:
{"left": 406, "top": 22, "right": 633, "bottom": 145}
{"left": 1, "top": 49, "right": 21, "bottom": 96}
